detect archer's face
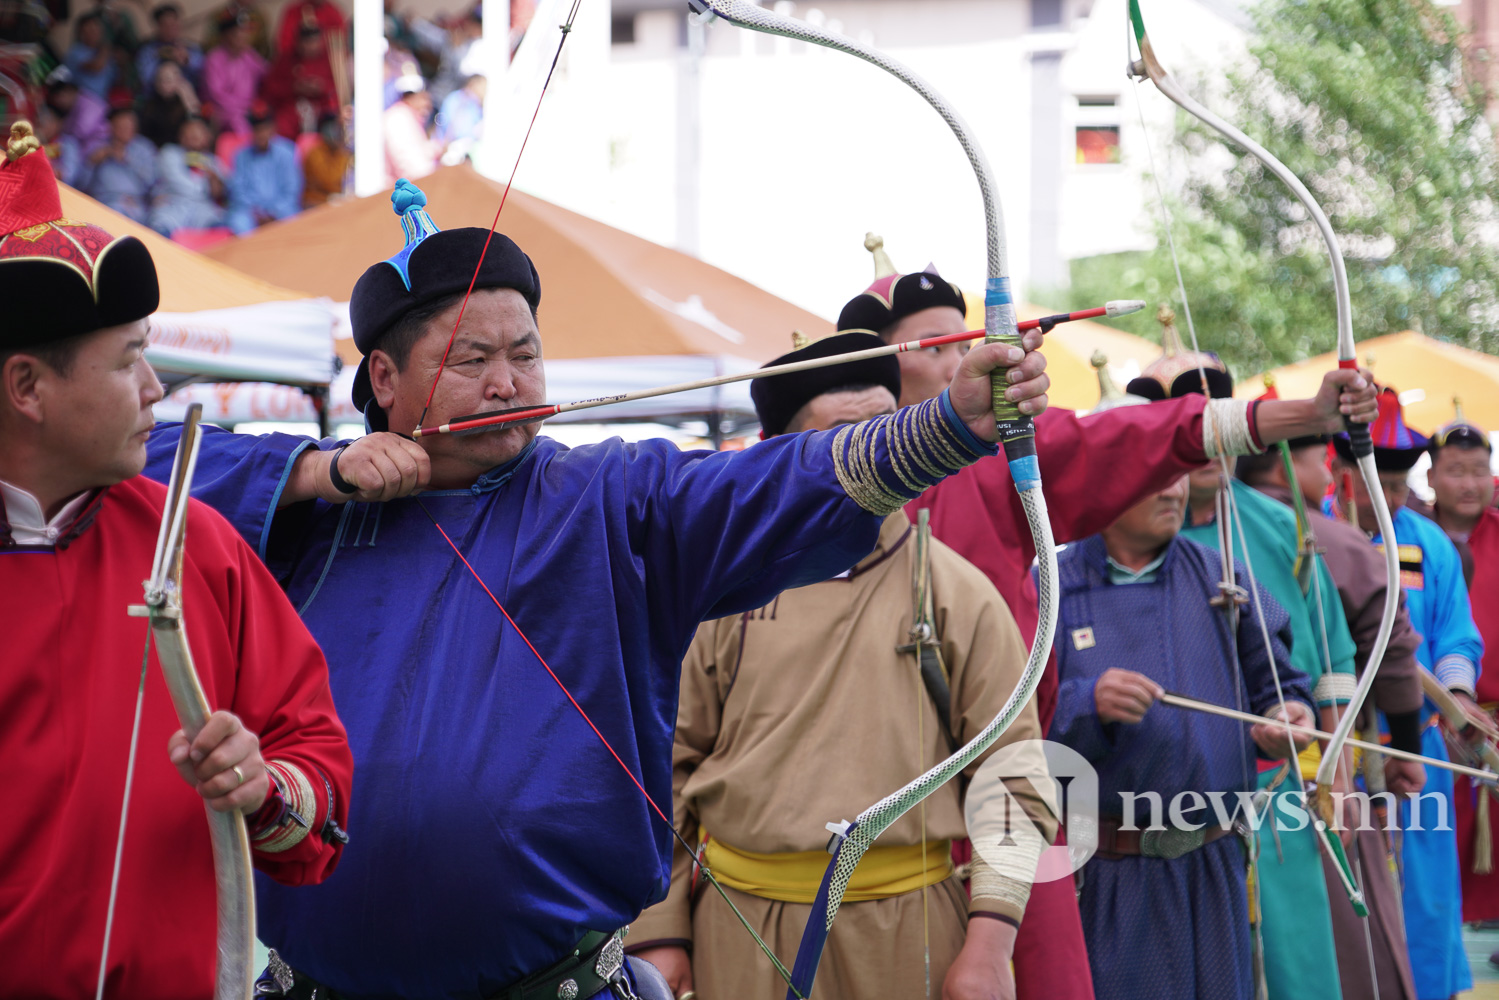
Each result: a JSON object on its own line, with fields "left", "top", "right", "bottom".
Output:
{"left": 1106, "top": 475, "right": 1188, "bottom": 553}
{"left": 885, "top": 306, "right": 968, "bottom": 408}
{"left": 37, "top": 322, "right": 163, "bottom": 488}
{"left": 1430, "top": 445, "right": 1494, "bottom": 520}
{"left": 1289, "top": 444, "right": 1332, "bottom": 508}
{"left": 374, "top": 288, "right": 546, "bottom": 489}
{"left": 1338, "top": 462, "right": 1409, "bottom": 535}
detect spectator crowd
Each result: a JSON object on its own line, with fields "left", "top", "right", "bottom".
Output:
{"left": 12, "top": 0, "right": 516, "bottom": 245}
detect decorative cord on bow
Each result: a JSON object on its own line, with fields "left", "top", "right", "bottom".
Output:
{"left": 1126, "top": 0, "right": 1400, "bottom": 827}
{"left": 680, "top": 4, "right": 1059, "bottom": 997}
{"left": 103, "top": 404, "right": 257, "bottom": 1000}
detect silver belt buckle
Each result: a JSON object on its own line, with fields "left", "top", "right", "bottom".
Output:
{"left": 598, "top": 931, "right": 641, "bottom": 1000}
{"left": 594, "top": 932, "right": 625, "bottom": 981}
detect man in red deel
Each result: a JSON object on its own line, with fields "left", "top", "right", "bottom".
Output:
{"left": 0, "top": 121, "right": 353, "bottom": 998}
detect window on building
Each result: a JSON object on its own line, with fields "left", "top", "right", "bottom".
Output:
{"left": 1076, "top": 126, "right": 1121, "bottom": 163}
{"left": 1074, "top": 96, "right": 1120, "bottom": 165}
{"left": 611, "top": 14, "right": 636, "bottom": 45}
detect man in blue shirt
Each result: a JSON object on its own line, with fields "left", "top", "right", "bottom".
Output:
{"left": 145, "top": 179, "right": 1052, "bottom": 999}
{"left": 1047, "top": 474, "right": 1315, "bottom": 1000}
{"left": 227, "top": 104, "right": 302, "bottom": 235}
{"left": 64, "top": 13, "right": 115, "bottom": 101}
{"left": 137, "top": 3, "right": 204, "bottom": 90}
{"left": 82, "top": 106, "right": 157, "bottom": 224}
{"left": 1329, "top": 387, "right": 1484, "bottom": 1000}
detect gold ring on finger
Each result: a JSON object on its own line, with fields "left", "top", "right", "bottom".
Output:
{"left": 232, "top": 765, "right": 246, "bottom": 787}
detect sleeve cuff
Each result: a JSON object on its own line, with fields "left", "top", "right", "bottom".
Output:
{"left": 1434, "top": 655, "right": 1478, "bottom": 697}
{"left": 260, "top": 436, "right": 319, "bottom": 560}
{"left": 830, "top": 393, "right": 996, "bottom": 516}
{"left": 937, "top": 389, "right": 1001, "bottom": 459}
{"left": 252, "top": 760, "right": 319, "bottom": 854}
{"left": 1313, "top": 672, "right": 1358, "bottom": 707}
{"left": 1203, "top": 399, "right": 1261, "bottom": 457}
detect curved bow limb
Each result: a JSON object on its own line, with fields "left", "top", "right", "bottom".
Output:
{"left": 688, "top": 4, "right": 1060, "bottom": 996}
{"left": 127, "top": 403, "right": 256, "bottom": 1000}
{"left": 1126, "top": 0, "right": 1399, "bottom": 805}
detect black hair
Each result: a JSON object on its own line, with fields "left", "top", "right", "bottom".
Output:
{"left": 152, "top": 3, "right": 182, "bottom": 21}
{"left": 1430, "top": 431, "right": 1491, "bottom": 460}
{"left": 374, "top": 291, "right": 540, "bottom": 371}
{"left": 1234, "top": 451, "right": 1282, "bottom": 486}
{"left": 784, "top": 382, "right": 888, "bottom": 434}
{"left": 0, "top": 339, "right": 82, "bottom": 380}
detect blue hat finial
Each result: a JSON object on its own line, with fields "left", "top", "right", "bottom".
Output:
{"left": 384, "top": 179, "right": 441, "bottom": 290}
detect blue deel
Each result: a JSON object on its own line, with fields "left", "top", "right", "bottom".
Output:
{"left": 142, "top": 425, "right": 941, "bottom": 1000}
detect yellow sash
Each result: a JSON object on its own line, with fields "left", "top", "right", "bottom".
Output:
{"left": 702, "top": 837, "right": 954, "bottom": 904}
{"left": 1298, "top": 738, "right": 1322, "bottom": 783}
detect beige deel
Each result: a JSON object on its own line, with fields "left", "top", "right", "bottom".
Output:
{"left": 630, "top": 511, "right": 1056, "bottom": 998}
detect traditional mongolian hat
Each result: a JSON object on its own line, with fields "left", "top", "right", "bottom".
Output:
{"left": 1333, "top": 386, "right": 1428, "bottom": 471}
{"left": 1125, "top": 303, "right": 1235, "bottom": 401}
{"left": 348, "top": 178, "right": 540, "bottom": 415}
{"left": 750, "top": 330, "right": 901, "bottom": 437}
{"left": 0, "top": 122, "right": 158, "bottom": 348}
{"left": 1088, "top": 350, "right": 1149, "bottom": 414}
{"left": 835, "top": 233, "right": 966, "bottom": 334}
{"left": 1429, "top": 396, "right": 1490, "bottom": 457}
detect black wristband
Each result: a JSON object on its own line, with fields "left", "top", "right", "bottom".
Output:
{"left": 1385, "top": 709, "right": 1424, "bottom": 756}
{"left": 328, "top": 444, "right": 357, "bottom": 495}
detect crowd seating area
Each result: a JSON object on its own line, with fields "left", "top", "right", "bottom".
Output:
{"left": 1, "top": 0, "right": 523, "bottom": 247}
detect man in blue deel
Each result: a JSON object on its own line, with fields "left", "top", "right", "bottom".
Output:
{"left": 144, "top": 179, "right": 1052, "bottom": 1000}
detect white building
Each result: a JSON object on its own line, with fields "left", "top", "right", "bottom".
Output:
{"left": 480, "top": 0, "right": 1249, "bottom": 322}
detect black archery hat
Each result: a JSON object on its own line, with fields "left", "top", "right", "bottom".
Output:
{"left": 348, "top": 178, "right": 541, "bottom": 414}
{"left": 835, "top": 234, "right": 966, "bottom": 335}
{"left": 751, "top": 331, "right": 901, "bottom": 437}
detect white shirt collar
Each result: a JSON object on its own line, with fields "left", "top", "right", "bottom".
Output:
{"left": 0, "top": 479, "right": 93, "bottom": 546}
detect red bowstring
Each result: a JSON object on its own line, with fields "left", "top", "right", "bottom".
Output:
{"left": 415, "top": 0, "right": 584, "bottom": 431}
{"left": 418, "top": 503, "right": 677, "bottom": 831}
{"left": 408, "top": 0, "right": 686, "bottom": 845}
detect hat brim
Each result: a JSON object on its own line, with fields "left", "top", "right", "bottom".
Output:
{"left": 750, "top": 331, "right": 901, "bottom": 437}
{"left": 1332, "top": 434, "right": 1425, "bottom": 471}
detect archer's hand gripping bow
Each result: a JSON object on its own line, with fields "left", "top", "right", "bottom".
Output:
{"left": 687, "top": 4, "right": 1061, "bottom": 997}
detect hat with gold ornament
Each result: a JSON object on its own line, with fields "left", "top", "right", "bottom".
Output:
{"left": 1124, "top": 303, "right": 1234, "bottom": 401}
{"left": 1089, "top": 351, "right": 1150, "bottom": 414}
{"left": 349, "top": 178, "right": 540, "bottom": 418}
{"left": 0, "top": 121, "right": 158, "bottom": 348}
{"left": 750, "top": 329, "right": 900, "bottom": 437}
{"left": 835, "top": 233, "right": 966, "bottom": 335}
{"left": 1428, "top": 395, "right": 1490, "bottom": 457}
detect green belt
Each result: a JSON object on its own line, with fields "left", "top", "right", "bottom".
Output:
{"left": 495, "top": 930, "right": 628, "bottom": 1000}
{"left": 261, "top": 930, "right": 629, "bottom": 1000}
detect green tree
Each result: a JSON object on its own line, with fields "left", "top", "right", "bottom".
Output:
{"left": 1063, "top": 0, "right": 1499, "bottom": 377}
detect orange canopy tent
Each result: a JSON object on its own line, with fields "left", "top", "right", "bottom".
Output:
{"left": 206, "top": 165, "right": 833, "bottom": 364}
{"left": 1237, "top": 330, "right": 1499, "bottom": 434}
{"left": 57, "top": 184, "right": 307, "bottom": 312}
